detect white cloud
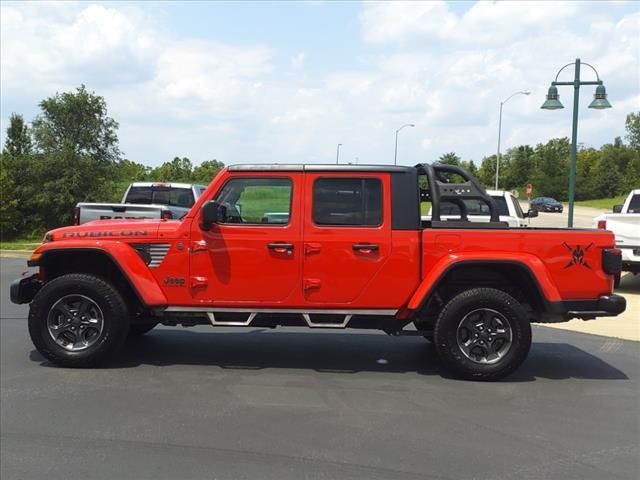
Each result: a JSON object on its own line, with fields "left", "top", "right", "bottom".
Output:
{"left": 290, "top": 52, "right": 306, "bottom": 69}
{"left": 360, "top": 1, "right": 457, "bottom": 44}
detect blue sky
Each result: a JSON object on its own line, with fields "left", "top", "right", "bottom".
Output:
{"left": 2, "top": 1, "right": 639, "bottom": 168}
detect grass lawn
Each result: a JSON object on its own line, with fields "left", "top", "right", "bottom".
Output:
{"left": 575, "top": 195, "right": 627, "bottom": 210}
{"left": 0, "top": 240, "right": 41, "bottom": 251}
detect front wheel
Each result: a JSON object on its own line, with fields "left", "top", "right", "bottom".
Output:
{"left": 28, "top": 274, "right": 130, "bottom": 367}
{"left": 128, "top": 322, "right": 157, "bottom": 336}
{"left": 433, "top": 288, "right": 531, "bottom": 381}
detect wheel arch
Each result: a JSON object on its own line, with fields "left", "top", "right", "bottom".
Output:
{"left": 36, "top": 246, "right": 167, "bottom": 308}
{"left": 408, "top": 259, "right": 559, "bottom": 319}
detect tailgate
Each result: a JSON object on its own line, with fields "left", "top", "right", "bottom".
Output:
{"left": 606, "top": 214, "right": 640, "bottom": 247}
{"left": 77, "top": 203, "right": 169, "bottom": 224}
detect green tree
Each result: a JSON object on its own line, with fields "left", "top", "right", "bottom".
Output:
{"left": 594, "top": 154, "right": 623, "bottom": 198}
{"left": 192, "top": 160, "right": 225, "bottom": 185}
{"left": 461, "top": 160, "right": 477, "bottom": 176}
{"left": 621, "top": 156, "right": 640, "bottom": 192}
{"left": 504, "top": 145, "right": 534, "bottom": 190}
{"left": 113, "top": 159, "right": 150, "bottom": 182}
{"left": 3, "top": 113, "right": 32, "bottom": 157}
{"left": 575, "top": 147, "right": 600, "bottom": 200}
{"left": 476, "top": 155, "right": 497, "bottom": 187}
{"left": 17, "top": 86, "right": 121, "bottom": 231}
{"left": 438, "top": 152, "right": 461, "bottom": 166}
{"left": 529, "top": 138, "right": 570, "bottom": 200}
{"left": 0, "top": 154, "right": 21, "bottom": 239}
{"left": 626, "top": 112, "right": 640, "bottom": 149}
{"left": 32, "top": 85, "right": 120, "bottom": 163}
{"left": 150, "top": 157, "right": 194, "bottom": 182}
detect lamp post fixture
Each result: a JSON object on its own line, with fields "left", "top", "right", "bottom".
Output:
{"left": 541, "top": 58, "right": 611, "bottom": 227}
{"left": 336, "top": 143, "right": 342, "bottom": 164}
{"left": 394, "top": 123, "right": 415, "bottom": 165}
{"left": 495, "top": 90, "right": 530, "bottom": 190}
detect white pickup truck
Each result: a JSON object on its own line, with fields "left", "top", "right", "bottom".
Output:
{"left": 593, "top": 189, "right": 640, "bottom": 286}
{"left": 424, "top": 190, "right": 538, "bottom": 227}
{"left": 75, "top": 182, "right": 206, "bottom": 225}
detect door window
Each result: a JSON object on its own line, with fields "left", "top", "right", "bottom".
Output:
{"left": 215, "top": 178, "right": 292, "bottom": 225}
{"left": 312, "top": 178, "right": 382, "bottom": 226}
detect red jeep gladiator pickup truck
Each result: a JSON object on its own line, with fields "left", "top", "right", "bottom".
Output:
{"left": 11, "top": 163, "right": 626, "bottom": 380}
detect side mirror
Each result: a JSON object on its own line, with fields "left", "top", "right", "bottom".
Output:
{"left": 200, "top": 201, "right": 226, "bottom": 230}
{"left": 613, "top": 205, "right": 623, "bottom": 213}
{"left": 526, "top": 209, "right": 538, "bottom": 218}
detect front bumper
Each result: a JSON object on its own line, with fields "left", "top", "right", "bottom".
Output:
{"left": 10, "top": 274, "right": 42, "bottom": 304}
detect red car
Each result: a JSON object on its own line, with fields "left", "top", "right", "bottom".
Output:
{"left": 11, "top": 163, "right": 625, "bottom": 380}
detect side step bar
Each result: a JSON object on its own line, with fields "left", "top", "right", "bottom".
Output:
{"left": 164, "top": 307, "right": 397, "bottom": 329}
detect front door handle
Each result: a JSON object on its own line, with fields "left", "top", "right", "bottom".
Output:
{"left": 190, "top": 276, "right": 208, "bottom": 288}
{"left": 267, "top": 243, "right": 294, "bottom": 255}
{"left": 352, "top": 243, "right": 379, "bottom": 254}
{"left": 192, "top": 240, "right": 208, "bottom": 253}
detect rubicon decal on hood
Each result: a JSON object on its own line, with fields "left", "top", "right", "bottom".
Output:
{"left": 61, "top": 230, "right": 149, "bottom": 239}
{"left": 563, "top": 242, "right": 593, "bottom": 270}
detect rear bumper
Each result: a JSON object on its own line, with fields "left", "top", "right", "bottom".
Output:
{"left": 10, "top": 274, "right": 42, "bottom": 305}
{"left": 550, "top": 294, "right": 627, "bottom": 320}
{"left": 619, "top": 246, "right": 640, "bottom": 272}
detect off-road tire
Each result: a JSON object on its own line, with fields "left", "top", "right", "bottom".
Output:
{"left": 128, "top": 322, "right": 157, "bottom": 336}
{"left": 28, "top": 274, "right": 130, "bottom": 367}
{"left": 433, "top": 287, "right": 531, "bottom": 381}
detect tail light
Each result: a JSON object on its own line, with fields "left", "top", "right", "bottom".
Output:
{"left": 602, "top": 248, "right": 622, "bottom": 274}
{"left": 73, "top": 206, "right": 80, "bottom": 225}
{"left": 597, "top": 219, "right": 606, "bottom": 230}
{"left": 161, "top": 210, "right": 173, "bottom": 220}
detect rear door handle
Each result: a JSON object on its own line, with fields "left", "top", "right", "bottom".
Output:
{"left": 352, "top": 243, "right": 379, "bottom": 253}
{"left": 267, "top": 243, "right": 294, "bottom": 255}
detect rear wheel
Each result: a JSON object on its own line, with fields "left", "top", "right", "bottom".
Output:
{"left": 28, "top": 274, "right": 130, "bottom": 367}
{"left": 433, "top": 288, "right": 531, "bottom": 381}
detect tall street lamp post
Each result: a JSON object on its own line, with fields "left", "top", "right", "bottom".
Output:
{"left": 495, "top": 90, "right": 530, "bottom": 190}
{"left": 541, "top": 58, "right": 611, "bottom": 227}
{"left": 336, "top": 143, "right": 342, "bottom": 164}
{"left": 394, "top": 123, "right": 414, "bottom": 165}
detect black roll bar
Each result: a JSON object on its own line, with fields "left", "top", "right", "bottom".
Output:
{"left": 415, "top": 163, "right": 500, "bottom": 223}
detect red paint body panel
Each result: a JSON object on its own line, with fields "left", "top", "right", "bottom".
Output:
{"left": 411, "top": 228, "right": 614, "bottom": 310}
{"left": 36, "top": 240, "right": 168, "bottom": 306}
{"left": 189, "top": 171, "right": 303, "bottom": 305}
{"left": 301, "top": 172, "right": 393, "bottom": 306}
{"left": 31, "top": 168, "right": 618, "bottom": 317}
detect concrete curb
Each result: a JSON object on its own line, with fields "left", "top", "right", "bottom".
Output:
{"left": 0, "top": 250, "right": 33, "bottom": 259}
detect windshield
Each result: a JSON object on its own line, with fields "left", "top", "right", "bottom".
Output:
{"left": 125, "top": 186, "right": 195, "bottom": 208}
{"left": 511, "top": 197, "right": 525, "bottom": 218}
{"left": 627, "top": 194, "right": 640, "bottom": 213}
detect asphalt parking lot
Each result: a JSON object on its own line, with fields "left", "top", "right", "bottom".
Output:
{"left": 1, "top": 256, "right": 639, "bottom": 480}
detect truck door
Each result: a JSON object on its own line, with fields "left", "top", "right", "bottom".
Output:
{"left": 190, "top": 173, "right": 301, "bottom": 304}
{"left": 302, "top": 172, "right": 392, "bottom": 305}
